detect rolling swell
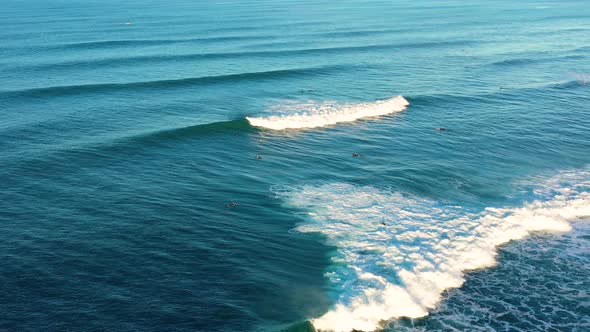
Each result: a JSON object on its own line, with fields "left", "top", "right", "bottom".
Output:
{"left": 1, "top": 119, "right": 254, "bottom": 168}
{"left": 489, "top": 55, "right": 585, "bottom": 67}
{"left": 0, "top": 65, "right": 344, "bottom": 100}
{"left": 13, "top": 40, "right": 474, "bottom": 73}
{"left": 41, "top": 28, "right": 413, "bottom": 52}
{"left": 407, "top": 79, "right": 588, "bottom": 107}
{"left": 44, "top": 35, "right": 275, "bottom": 51}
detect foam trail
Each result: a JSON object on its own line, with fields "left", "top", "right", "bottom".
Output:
{"left": 246, "top": 96, "right": 409, "bottom": 130}
{"left": 277, "top": 168, "right": 590, "bottom": 332}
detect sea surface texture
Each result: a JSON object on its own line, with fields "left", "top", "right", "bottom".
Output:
{"left": 1, "top": 0, "right": 589, "bottom": 331}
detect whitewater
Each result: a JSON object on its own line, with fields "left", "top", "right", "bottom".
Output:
{"left": 246, "top": 96, "right": 409, "bottom": 130}
{"left": 278, "top": 168, "right": 590, "bottom": 332}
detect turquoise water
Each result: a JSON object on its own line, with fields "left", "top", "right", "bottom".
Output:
{"left": 1, "top": 0, "right": 589, "bottom": 331}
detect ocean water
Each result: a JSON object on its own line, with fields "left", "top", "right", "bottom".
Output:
{"left": 1, "top": 0, "right": 589, "bottom": 331}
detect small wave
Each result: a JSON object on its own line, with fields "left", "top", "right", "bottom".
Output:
{"left": 246, "top": 96, "right": 409, "bottom": 130}
{"left": 47, "top": 35, "right": 273, "bottom": 51}
{"left": 0, "top": 65, "right": 342, "bottom": 99}
{"left": 491, "top": 58, "right": 535, "bottom": 66}
{"left": 49, "top": 28, "right": 410, "bottom": 51}
{"left": 313, "top": 27, "right": 413, "bottom": 38}
{"left": 48, "top": 30, "right": 413, "bottom": 52}
{"left": 489, "top": 55, "right": 585, "bottom": 67}
{"left": 277, "top": 168, "right": 590, "bottom": 332}
{"left": 551, "top": 79, "right": 589, "bottom": 90}
{"left": 14, "top": 40, "right": 473, "bottom": 73}
{"left": 408, "top": 78, "right": 588, "bottom": 108}
{"left": 18, "top": 47, "right": 361, "bottom": 72}
{"left": 572, "top": 46, "right": 590, "bottom": 53}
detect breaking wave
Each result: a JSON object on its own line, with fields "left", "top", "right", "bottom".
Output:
{"left": 246, "top": 96, "right": 409, "bottom": 130}
{"left": 276, "top": 168, "right": 590, "bottom": 332}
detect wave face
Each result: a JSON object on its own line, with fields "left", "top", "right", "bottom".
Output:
{"left": 276, "top": 169, "right": 590, "bottom": 332}
{"left": 246, "top": 96, "right": 409, "bottom": 130}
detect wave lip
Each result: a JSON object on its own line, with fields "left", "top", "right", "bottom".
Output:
{"left": 246, "top": 96, "right": 409, "bottom": 130}
{"left": 277, "top": 168, "right": 590, "bottom": 332}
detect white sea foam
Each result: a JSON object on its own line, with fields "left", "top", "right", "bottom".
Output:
{"left": 246, "top": 96, "right": 409, "bottom": 130}
{"left": 571, "top": 72, "right": 590, "bottom": 85}
{"left": 277, "top": 169, "right": 590, "bottom": 332}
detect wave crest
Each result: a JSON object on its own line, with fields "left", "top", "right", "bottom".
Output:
{"left": 277, "top": 168, "right": 590, "bottom": 332}
{"left": 246, "top": 96, "right": 409, "bottom": 130}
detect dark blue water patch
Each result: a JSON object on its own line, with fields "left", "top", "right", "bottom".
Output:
{"left": 0, "top": 131, "right": 333, "bottom": 331}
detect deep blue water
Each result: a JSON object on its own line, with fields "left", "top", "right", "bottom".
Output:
{"left": 1, "top": 0, "right": 589, "bottom": 331}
